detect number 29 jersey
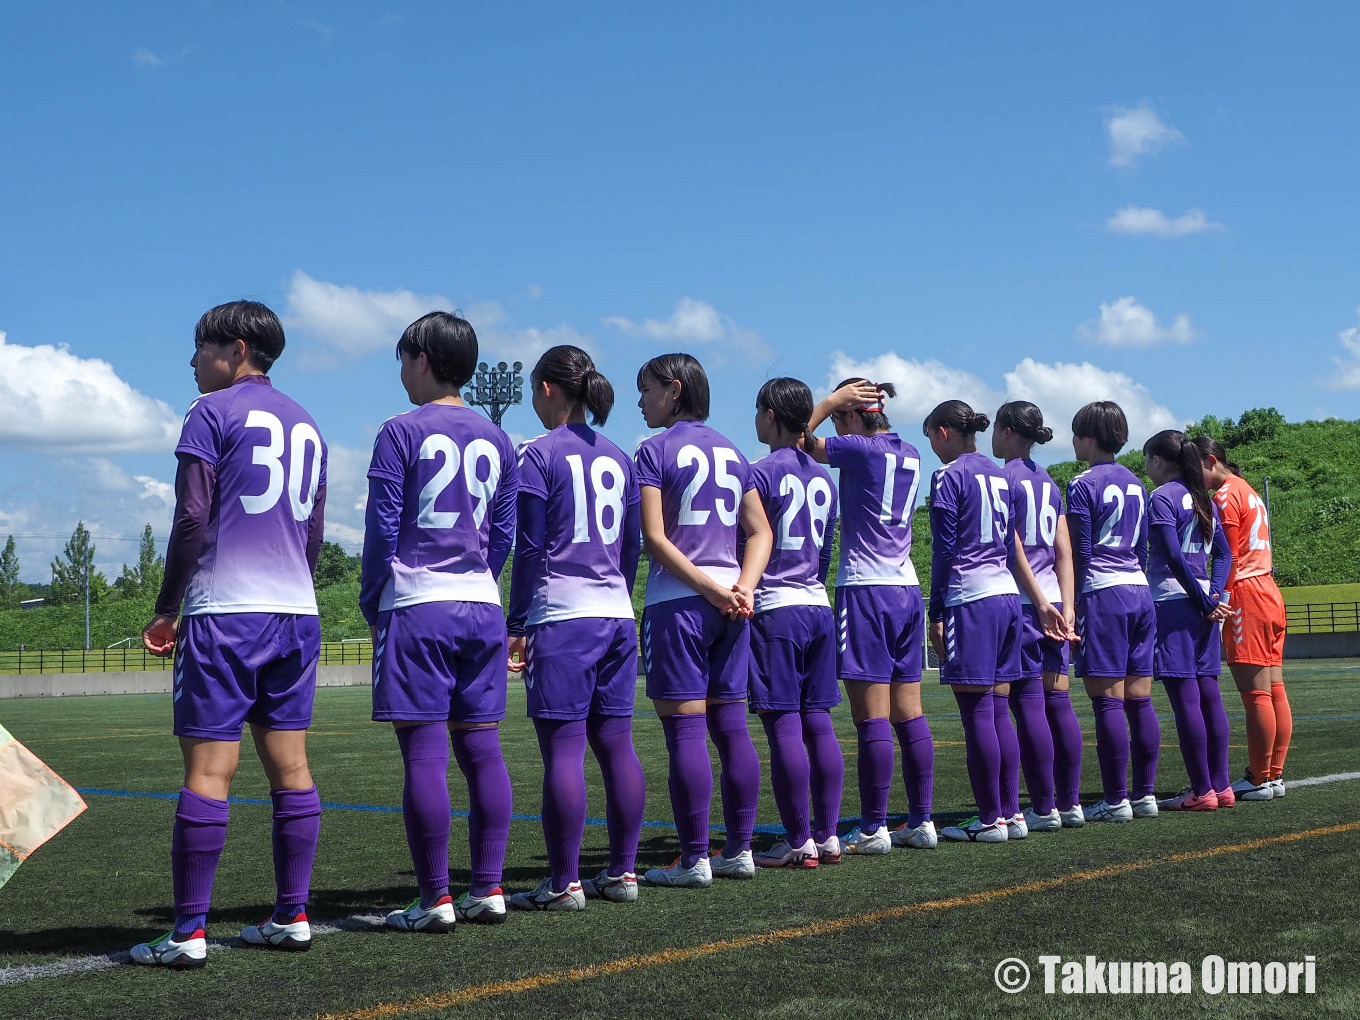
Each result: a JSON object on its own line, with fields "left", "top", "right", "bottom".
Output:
{"left": 634, "top": 420, "right": 753, "bottom": 607}
{"left": 176, "top": 376, "right": 327, "bottom": 616}
{"left": 365, "top": 404, "right": 518, "bottom": 611}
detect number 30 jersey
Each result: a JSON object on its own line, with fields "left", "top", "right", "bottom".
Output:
{"left": 516, "top": 424, "right": 640, "bottom": 624}
{"left": 1003, "top": 457, "right": 1063, "bottom": 605}
{"left": 361, "top": 404, "right": 518, "bottom": 618}
{"left": 634, "top": 420, "right": 754, "bottom": 607}
{"left": 177, "top": 376, "right": 327, "bottom": 616}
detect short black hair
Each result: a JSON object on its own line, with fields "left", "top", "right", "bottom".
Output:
{"left": 195, "top": 300, "right": 286, "bottom": 372}
{"left": 636, "top": 353, "right": 710, "bottom": 421}
{"left": 396, "top": 312, "right": 478, "bottom": 388}
{"left": 1071, "top": 400, "right": 1129, "bottom": 454}
{"left": 756, "top": 377, "right": 814, "bottom": 434}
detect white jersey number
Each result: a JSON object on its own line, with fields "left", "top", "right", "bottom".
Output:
{"left": 775, "top": 474, "right": 834, "bottom": 551}
{"left": 677, "top": 445, "right": 742, "bottom": 527}
{"left": 239, "top": 410, "right": 323, "bottom": 522}
{"left": 566, "top": 454, "right": 627, "bottom": 545}
{"left": 1097, "top": 484, "right": 1146, "bottom": 548}
{"left": 1179, "top": 492, "right": 1210, "bottom": 555}
{"left": 974, "top": 474, "right": 1010, "bottom": 542}
{"left": 878, "top": 453, "right": 921, "bottom": 527}
{"left": 1246, "top": 493, "right": 1272, "bottom": 551}
{"left": 1019, "top": 479, "right": 1058, "bottom": 547}
{"left": 416, "top": 435, "right": 502, "bottom": 530}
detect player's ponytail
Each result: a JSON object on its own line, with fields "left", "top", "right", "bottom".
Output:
{"left": 995, "top": 400, "right": 1053, "bottom": 445}
{"left": 533, "top": 345, "right": 615, "bottom": 425}
{"left": 1145, "top": 430, "right": 1214, "bottom": 543}
{"left": 924, "top": 399, "right": 990, "bottom": 437}
{"left": 756, "top": 377, "right": 814, "bottom": 438}
{"left": 1190, "top": 435, "right": 1244, "bottom": 478}
{"left": 835, "top": 377, "right": 896, "bottom": 431}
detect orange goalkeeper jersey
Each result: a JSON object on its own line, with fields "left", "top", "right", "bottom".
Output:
{"left": 1212, "top": 475, "right": 1273, "bottom": 587}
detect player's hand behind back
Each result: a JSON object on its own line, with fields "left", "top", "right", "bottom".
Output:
{"left": 143, "top": 614, "right": 179, "bottom": 657}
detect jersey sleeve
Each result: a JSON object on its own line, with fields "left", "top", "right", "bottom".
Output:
{"left": 824, "top": 434, "right": 868, "bottom": 472}
{"left": 174, "top": 397, "right": 225, "bottom": 466}
{"left": 367, "top": 419, "right": 408, "bottom": 483}
{"left": 634, "top": 435, "right": 664, "bottom": 489}
{"left": 517, "top": 441, "right": 550, "bottom": 501}
{"left": 1147, "top": 490, "right": 1177, "bottom": 530}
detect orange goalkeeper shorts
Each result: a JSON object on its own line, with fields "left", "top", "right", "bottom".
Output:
{"left": 1223, "top": 573, "right": 1287, "bottom": 667}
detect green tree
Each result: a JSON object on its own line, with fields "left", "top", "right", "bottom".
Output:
{"left": 118, "top": 524, "right": 164, "bottom": 597}
{"left": 51, "top": 521, "right": 109, "bottom": 603}
{"left": 0, "top": 535, "right": 20, "bottom": 608}
{"left": 314, "top": 540, "right": 358, "bottom": 588}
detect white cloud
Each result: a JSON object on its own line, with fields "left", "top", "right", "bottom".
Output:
{"left": 0, "top": 331, "right": 181, "bottom": 452}
{"left": 828, "top": 352, "right": 1180, "bottom": 457}
{"left": 317, "top": 443, "right": 371, "bottom": 548}
{"left": 1105, "top": 206, "right": 1224, "bottom": 237}
{"left": 133, "top": 47, "right": 164, "bottom": 68}
{"left": 1077, "top": 296, "right": 1199, "bottom": 347}
{"left": 604, "top": 297, "right": 769, "bottom": 358}
{"left": 1106, "top": 105, "right": 1184, "bottom": 167}
{"left": 1326, "top": 306, "right": 1360, "bottom": 391}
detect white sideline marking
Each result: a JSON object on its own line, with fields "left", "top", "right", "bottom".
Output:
{"left": 5, "top": 775, "right": 1360, "bottom": 988}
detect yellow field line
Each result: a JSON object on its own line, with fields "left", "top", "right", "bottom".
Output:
{"left": 310, "top": 819, "right": 1360, "bottom": 1020}
{"left": 24, "top": 730, "right": 356, "bottom": 744}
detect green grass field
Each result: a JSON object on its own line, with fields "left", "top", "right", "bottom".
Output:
{"left": 1280, "top": 583, "right": 1360, "bottom": 606}
{"left": 2, "top": 662, "right": 1358, "bottom": 1019}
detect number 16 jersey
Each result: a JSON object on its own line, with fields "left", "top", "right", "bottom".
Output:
{"left": 176, "top": 375, "right": 327, "bottom": 616}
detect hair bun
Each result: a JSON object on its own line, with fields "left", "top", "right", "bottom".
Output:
{"left": 970, "top": 412, "right": 992, "bottom": 432}
{"left": 1035, "top": 425, "right": 1054, "bottom": 444}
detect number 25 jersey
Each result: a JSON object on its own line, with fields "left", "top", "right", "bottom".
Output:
{"left": 176, "top": 376, "right": 327, "bottom": 616}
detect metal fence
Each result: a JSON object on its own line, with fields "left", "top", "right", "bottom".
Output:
{"left": 0, "top": 640, "right": 375, "bottom": 675}
{"left": 1285, "top": 602, "right": 1359, "bottom": 635}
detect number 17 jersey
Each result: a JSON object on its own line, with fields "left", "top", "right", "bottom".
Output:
{"left": 826, "top": 432, "right": 922, "bottom": 587}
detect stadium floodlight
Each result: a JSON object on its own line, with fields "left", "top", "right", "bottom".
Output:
{"left": 463, "top": 361, "right": 524, "bottom": 428}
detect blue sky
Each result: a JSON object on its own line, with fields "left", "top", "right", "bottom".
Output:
{"left": 2, "top": 3, "right": 1357, "bottom": 581}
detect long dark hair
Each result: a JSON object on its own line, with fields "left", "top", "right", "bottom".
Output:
{"left": 923, "top": 399, "right": 990, "bottom": 437}
{"left": 995, "top": 400, "right": 1053, "bottom": 444}
{"left": 1145, "top": 430, "right": 1214, "bottom": 542}
{"left": 637, "top": 353, "right": 710, "bottom": 421}
{"left": 835, "top": 377, "right": 897, "bottom": 432}
{"left": 533, "top": 345, "right": 614, "bottom": 425}
{"left": 1190, "top": 435, "right": 1244, "bottom": 478}
{"left": 757, "top": 377, "right": 813, "bottom": 436}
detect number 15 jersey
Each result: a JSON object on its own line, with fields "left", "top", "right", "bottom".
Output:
{"left": 176, "top": 376, "right": 327, "bottom": 616}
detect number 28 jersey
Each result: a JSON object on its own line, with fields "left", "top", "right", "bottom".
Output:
{"left": 749, "top": 446, "right": 839, "bottom": 612}
{"left": 176, "top": 376, "right": 327, "bottom": 616}
{"left": 634, "top": 420, "right": 754, "bottom": 607}
{"left": 365, "top": 404, "right": 518, "bottom": 611}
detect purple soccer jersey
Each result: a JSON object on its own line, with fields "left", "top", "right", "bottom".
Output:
{"left": 176, "top": 377, "right": 327, "bottom": 616}
{"left": 1066, "top": 461, "right": 1149, "bottom": 592}
{"left": 634, "top": 420, "right": 753, "bottom": 606}
{"left": 360, "top": 404, "right": 517, "bottom": 620}
{"left": 1003, "top": 457, "right": 1062, "bottom": 606}
{"left": 1147, "top": 479, "right": 1218, "bottom": 602}
{"left": 515, "top": 424, "right": 640, "bottom": 624}
{"left": 927, "top": 452, "right": 1019, "bottom": 617}
{"left": 749, "top": 446, "right": 838, "bottom": 613}
{"left": 826, "top": 432, "right": 922, "bottom": 587}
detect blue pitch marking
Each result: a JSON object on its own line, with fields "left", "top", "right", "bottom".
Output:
{"left": 74, "top": 787, "right": 967, "bottom": 835}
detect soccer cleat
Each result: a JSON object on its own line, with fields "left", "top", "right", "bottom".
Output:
{"left": 509, "top": 878, "right": 586, "bottom": 912}
{"left": 454, "top": 889, "right": 507, "bottom": 924}
{"left": 815, "top": 835, "right": 842, "bottom": 864}
{"left": 581, "top": 869, "right": 639, "bottom": 903}
{"left": 1005, "top": 813, "right": 1029, "bottom": 840}
{"left": 1086, "top": 798, "right": 1134, "bottom": 823}
{"left": 841, "top": 825, "right": 892, "bottom": 855}
{"left": 1230, "top": 771, "right": 1274, "bottom": 801}
{"left": 239, "top": 913, "right": 312, "bottom": 951}
{"left": 1159, "top": 789, "right": 1219, "bottom": 812}
{"left": 643, "top": 855, "right": 713, "bottom": 888}
{"left": 711, "top": 848, "right": 756, "bottom": 879}
{"left": 1058, "top": 804, "right": 1086, "bottom": 828}
{"left": 130, "top": 929, "right": 208, "bottom": 969}
{"left": 754, "top": 838, "right": 819, "bottom": 869}
{"left": 891, "top": 820, "right": 938, "bottom": 849}
{"left": 1216, "top": 786, "right": 1236, "bottom": 809}
{"left": 385, "top": 896, "right": 456, "bottom": 933}
{"left": 940, "top": 815, "right": 1007, "bottom": 843}
{"left": 1131, "top": 795, "right": 1159, "bottom": 819}
{"left": 1271, "top": 778, "right": 1287, "bottom": 799}
{"left": 1023, "top": 807, "right": 1062, "bottom": 833}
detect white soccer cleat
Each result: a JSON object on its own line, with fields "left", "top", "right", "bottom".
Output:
{"left": 1230, "top": 771, "right": 1274, "bottom": 801}
{"left": 1086, "top": 798, "right": 1134, "bottom": 823}
{"left": 1131, "top": 795, "right": 1159, "bottom": 819}
{"left": 815, "top": 834, "right": 842, "bottom": 864}
{"left": 385, "top": 895, "right": 456, "bottom": 933}
{"left": 130, "top": 929, "right": 208, "bottom": 969}
{"left": 841, "top": 825, "right": 892, "bottom": 855}
{"left": 581, "top": 869, "right": 639, "bottom": 903}
{"left": 643, "top": 855, "right": 713, "bottom": 888}
{"left": 1059, "top": 804, "right": 1085, "bottom": 828}
{"left": 940, "top": 815, "right": 1008, "bottom": 843}
{"left": 508, "top": 878, "right": 586, "bottom": 912}
{"left": 1023, "top": 807, "right": 1062, "bottom": 833}
{"left": 1005, "top": 813, "right": 1029, "bottom": 840}
{"left": 711, "top": 847, "right": 756, "bottom": 879}
{"left": 239, "top": 914, "right": 312, "bottom": 951}
{"left": 891, "top": 820, "right": 938, "bottom": 849}
{"left": 454, "top": 889, "right": 507, "bottom": 924}
{"left": 1271, "top": 778, "right": 1287, "bottom": 799}
{"left": 754, "top": 838, "right": 819, "bottom": 869}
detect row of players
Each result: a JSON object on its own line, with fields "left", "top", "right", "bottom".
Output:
{"left": 130, "top": 301, "right": 1292, "bottom": 967}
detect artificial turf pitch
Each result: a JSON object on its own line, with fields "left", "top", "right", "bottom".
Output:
{"left": 1, "top": 660, "right": 1358, "bottom": 1019}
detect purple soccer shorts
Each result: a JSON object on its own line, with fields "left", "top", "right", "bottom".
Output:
{"left": 1154, "top": 599, "right": 1222, "bottom": 680}
{"left": 1074, "top": 585, "right": 1156, "bottom": 680}
{"left": 372, "top": 601, "right": 508, "bottom": 723}
{"left": 938, "top": 594, "right": 1023, "bottom": 686}
{"left": 642, "top": 596, "right": 750, "bottom": 702}
{"left": 835, "top": 585, "right": 925, "bottom": 684}
{"left": 749, "top": 605, "right": 841, "bottom": 712}
{"left": 524, "top": 617, "right": 638, "bottom": 720}
{"left": 1019, "top": 602, "right": 1071, "bottom": 680}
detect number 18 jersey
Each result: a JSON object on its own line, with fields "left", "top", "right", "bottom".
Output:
{"left": 176, "top": 376, "right": 327, "bottom": 616}
{"left": 634, "top": 420, "right": 753, "bottom": 607}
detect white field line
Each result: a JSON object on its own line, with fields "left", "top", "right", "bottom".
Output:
{"left": 4, "top": 774, "right": 1359, "bottom": 988}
